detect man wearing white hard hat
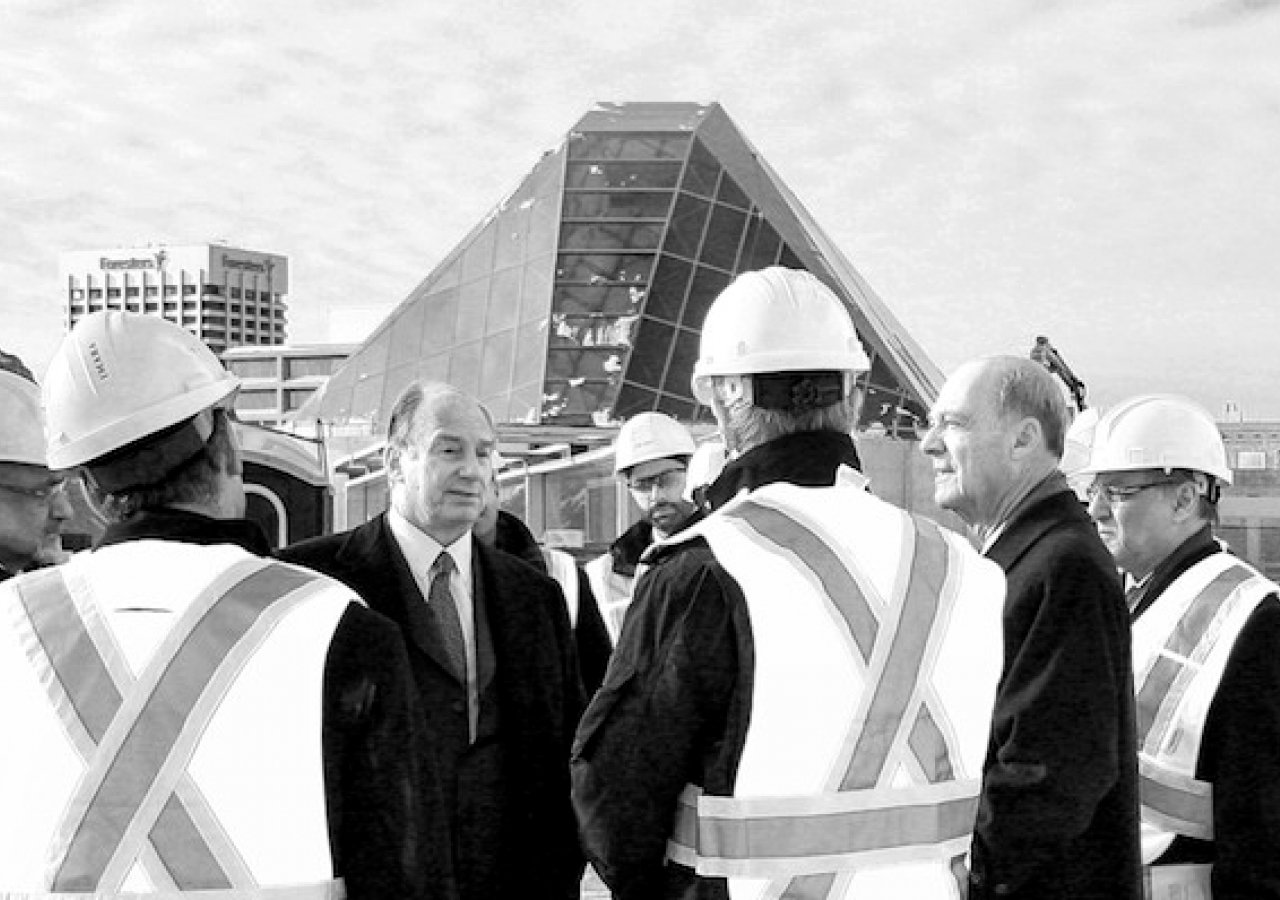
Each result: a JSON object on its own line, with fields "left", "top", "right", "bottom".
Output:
{"left": 572, "top": 267, "right": 1006, "bottom": 899}
{"left": 585, "top": 411, "right": 702, "bottom": 644}
{"left": 0, "top": 356, "right": 72, "bottom": 581}
{"left": 1082, "top": 394, "right": 1280, "bottom": 898}
{"left": 0, "top": 311, "right": 447, "bottom": 899}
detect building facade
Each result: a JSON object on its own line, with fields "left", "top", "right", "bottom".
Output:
{"left": 59, "top": 243, "right": 289, "bottom": 354}
{"left": 222, "top": 344, "right": 355, "bottom": 429}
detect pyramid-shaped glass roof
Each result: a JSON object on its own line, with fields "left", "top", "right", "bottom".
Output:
{"left": 297, "top": 102, "right": 942, "bottom": 438}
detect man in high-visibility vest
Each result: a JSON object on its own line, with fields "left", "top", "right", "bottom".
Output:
{"left": 585, "top": 412, "right": 703, "bottom": 645}
{"left": 922, "top": 356, "right": 1141, "bottom": 899}
{"left": 0, "top": 358, "right": 73, "bottom": 581}
{"left": 571, "top": 267, "right": 1007, "bottom": 900}
{"left": 0, "top": 311, "right": 447, "bottom": 899}
{"left": 1081, "top": 394, "right": 1280, "bottom": 899}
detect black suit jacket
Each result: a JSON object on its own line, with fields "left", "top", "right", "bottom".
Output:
{"left": 281, "top": 514, "right": 586, "bottom": 900}
{"left": 971, "top": 486, "right": 1142, "bottom": 900}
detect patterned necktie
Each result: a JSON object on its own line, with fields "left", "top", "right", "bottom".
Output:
{"left": 428, "top": 552, "right": 467, "bottom": 680}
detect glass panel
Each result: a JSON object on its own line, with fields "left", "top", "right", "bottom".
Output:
{"left": 494, "top": 205, "right": 530, "bottom": 270}
{"left": 717, "top": 172, "right": 751, "bottom": 210}
{"left": 565, "top": 161, "right": 682, "bottom": 190}
{"left": 508, "top": 383, "right": 542, "bottom": 424}
{"left": 553, "top": 284, "right": 645, "bottom": 316}
{"left": 559, "top": 222, "right": 664, "bottom": 251}
{"left": 562, "top": 191, "right": 673, "bottom": 219}
{"left": 645, "top": 254, "right": 692, "bottom": 323}
{"left": 237, "top": 390, "right": 277, "bottom": 410}
{"left": 625, "top": 318, "right": 675, "bottom": 388}
{"left": 284, "top": 389, "right": 314, "bottom": 411}
{"left": 456, "top": 277, "right": 489, "bottom": 343}
{"left": 540, "top": 454, "right": 619, "bottom": 546}
{"left": 352, "top": 373, "right": 386, "bottom": 424}
{"left": 421, "top": 287, "right": 459, "bottom": 354}
{"left": 739, "top": 216, "right": 781, "bottom": 271}
{"left": 512, "top": 321, "right": 547, "bottom": 390}
{"left": 419, "top": 352, "right": 451, "bottom": 385}
{"left": 682, "top": 266, "right": 733, "bottom": 331}
{"left": 382, "top": 363, "right": 419, "bottom": 415}
{"left": 656, "top": 394, "right": 696, "bottom": 420}
{"left": 681, "top": 139, "right": 721, "bottom": 198}
{"left": 226, "top": 358, "right": 276, "bottom": 378}
{"left": 487, "top": 267, "right": 522, "bottom": 332}
{"left": 550, "top": 314, "right": 637, "bottom": 348}
{"left": 700, "top": 204, "right": 748, "bottom": 272}
{"left": 481, "top": 330, "right": 516, "bottom": 400}
{"left": 448, "top": 341, "right": 483, "bottom": 396}
{"left": 567, "top": 132, "right": 691, "bottom": 160}
{"left": 388, "top": 300, "right": 426, "bottom": 367}
{"left": 614, "top": 382, "right": 659, "bottom": 420}
{"left": 520, "top": 256, "right": 555, "bottom": 324}
{"left": 556, "top": 253, "right": 654, "bottom": 284}
{"left": 462, "top": 220, "right": 498, "bottom": 283}
{"left": 662, "top": 327, "right": 701, "bottom": 399}
{"left": 663, "top": 193, "right": 710, "bottom": 259}
{"left": 285, "top": 357, "right": 342, "bottom": 379}
{"left": 542, "top": 379, "right": 614, "bottom": 421}
{"left": 545, "top": 348, "right": 624, "bottom": 381}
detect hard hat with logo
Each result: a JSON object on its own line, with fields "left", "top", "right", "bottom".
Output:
{"left": 691, "top": 267, "right": 871, "bottom": 405}
{"left": 44, "top": 311, "right": 239, "bottom": 490}
{"left": 0, "top": 370, "right": 47, "bottom": 467}
{"left": 1080, "top": 393, "right": 1232, "bottom": 485}
{"left": 614, "top": 412, "right": 696, "bottom": 475}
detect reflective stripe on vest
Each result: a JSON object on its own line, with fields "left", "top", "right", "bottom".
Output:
{"left": 11, "top": 560, "right": 335, "bottom": 894}
{"left": 584, "top": 555, "right": 632, "bottom": 646}
{"left": 1133, "top": 553, "right": 1275, "bottom": 846}
{"left": 0, "top": 880, "right": 346, "bottom": 900}
{"left": 664, "top": 488, "right": 987, "bottom": 891}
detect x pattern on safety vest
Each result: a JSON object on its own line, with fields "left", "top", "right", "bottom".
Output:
{"left": 8, "top": 560, "right": 330, "bottom": 893}
{"left": 667, "top": 493, "right": 977, "bottom": 897}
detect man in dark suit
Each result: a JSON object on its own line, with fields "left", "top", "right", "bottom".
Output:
{"left": 281, "top": 381, "right": 585, "bottom": 900}
{"left": 921, "top": 356, "right": 1141, "bottom": 900}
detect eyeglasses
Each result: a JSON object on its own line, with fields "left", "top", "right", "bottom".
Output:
{"left": 0, "top": 479, "right": 67, "bottom": 502}
{"left": 627, "top": 469, "right": 686, "bottom": 494}
{"left": 1086, "top": 480, "right": 1181, "bottom": 505}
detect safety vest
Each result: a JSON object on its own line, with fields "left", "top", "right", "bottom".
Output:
{"left": 0, "top": 542, "right": 353, "bottom": 899}
{"left": 661, "top": 477, "right": 1005, "bottom": 900}
{"left": 584, "top": 553, "right": 640, "bottom": 646}
{"left": 541, "top": 547, "right": 581, "bottom": 627}
{"left": 1132, "top": 550, "right": 1276, "bottom": 897}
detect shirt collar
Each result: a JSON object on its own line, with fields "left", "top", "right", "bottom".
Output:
{"left": 387, "top": 507, "right": 473, "bottom": 587}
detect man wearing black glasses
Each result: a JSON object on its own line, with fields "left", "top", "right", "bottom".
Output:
{"left": 0, "top": 362, "right": 72, "bottom": 582}
{"left": 1082, "top": 394, "right": 1280, "bottom": 899}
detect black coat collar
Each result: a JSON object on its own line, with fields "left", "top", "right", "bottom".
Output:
{"left": 98, "top": 508, "right": 272, "bottom": 555}
{"left": 704, "top": 430, "right": 863, "bottom": 511}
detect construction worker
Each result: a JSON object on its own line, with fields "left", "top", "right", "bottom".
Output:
{"left": 0, "top": 311, "right": 445, "bottom": 899}
{"left": 1081, "top": 394, "right": 1280, "bottom": 898}
{"left": 572, "top": 267, "right": 1006, "bottom": 899}
{"left": 0, "top": 362, "right": 72, "bottom": 580}
{"left": 584, "top": 411, "right": 701, "bottom": 643}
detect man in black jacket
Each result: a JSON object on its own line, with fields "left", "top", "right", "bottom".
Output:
{"left": 921, "top": 355, "right": 1141, "bottom": 899}
{"left": 1082, "top": 393, "right": 1280, "bottom": 898}
{"left": 282, "top": 381, "right": 585, "bottom": 900}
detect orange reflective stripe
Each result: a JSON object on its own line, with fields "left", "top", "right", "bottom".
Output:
{"left": 673, "top": 781, "right": 981, "bottom": 879}
{"left": 47, "top": 562, "right": 324, "bottom": 892}
{"left": 13, "top": 569, "right": 241, "bottom": 890}
{"left": 1136, "top": 562, "right": 1252, "bottom": 750}
{"left": 0, "top": 879, "right": 348, "bottom": 900}
{"left": 1139, "top": 760, "right": 1214, "bottom": 841}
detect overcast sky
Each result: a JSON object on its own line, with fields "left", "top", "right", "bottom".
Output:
{"left": 3, "top": 0, "right": 1278, "bottom": 418}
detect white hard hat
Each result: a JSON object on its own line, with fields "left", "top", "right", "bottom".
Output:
{"left": 1080, "top": 394, "right": 1232, "bottom": 485}
{"left": 614, "top": 412, "right": 696, "bottom": 474}
{"left": 0, "top": 371, "right": 47, "bottom": 467}
{"left": 691, "top": 267, "right": 871, "bottom": 405}
{"left": 44, "top": 311, "right": 239, "bottom": 477}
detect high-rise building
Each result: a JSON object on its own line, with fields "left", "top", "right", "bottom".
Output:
{"left": 59, "top": 243, "right": 289, "bottom": 354}
{"left": 297, "top": 101, "right": 939, "bottom": 438}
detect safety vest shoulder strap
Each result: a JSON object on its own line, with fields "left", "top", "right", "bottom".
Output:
{"left": 1134, "top": 551, "right": 1277, "bottom": 842}
{"left": 9, "top": 559, "right": 338, "bottom": 893}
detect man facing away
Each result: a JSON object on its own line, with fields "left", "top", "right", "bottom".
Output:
{"left": 0, "top": 311, "right": 441, "bottom": 899}
{"left": 584, "top": 411, "right": 702, "bottom": 644}
{"left": 281, "top": 381, "right": 585, "bottom": 900}
{"left": 0, "top": 364, "right": 73, "bottom": 581}
{"left": 921, "top": 355, "right": 1141, "bottom": 899}
{"left": 1081, "top": 394, "right": 1280, "bottom": 898}
{"left": 573, "top": 267, "right": 1007, "bottom": 900}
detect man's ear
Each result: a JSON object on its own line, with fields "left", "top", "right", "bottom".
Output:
{"left": 1170, "top": 480, "right": 1202, "bottom": 521}
{"left": 1011, "top": 416, "right": 1042, "bottom": 456}
{"left": 383, "top": 443, "right": 402, "bottom": 484}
